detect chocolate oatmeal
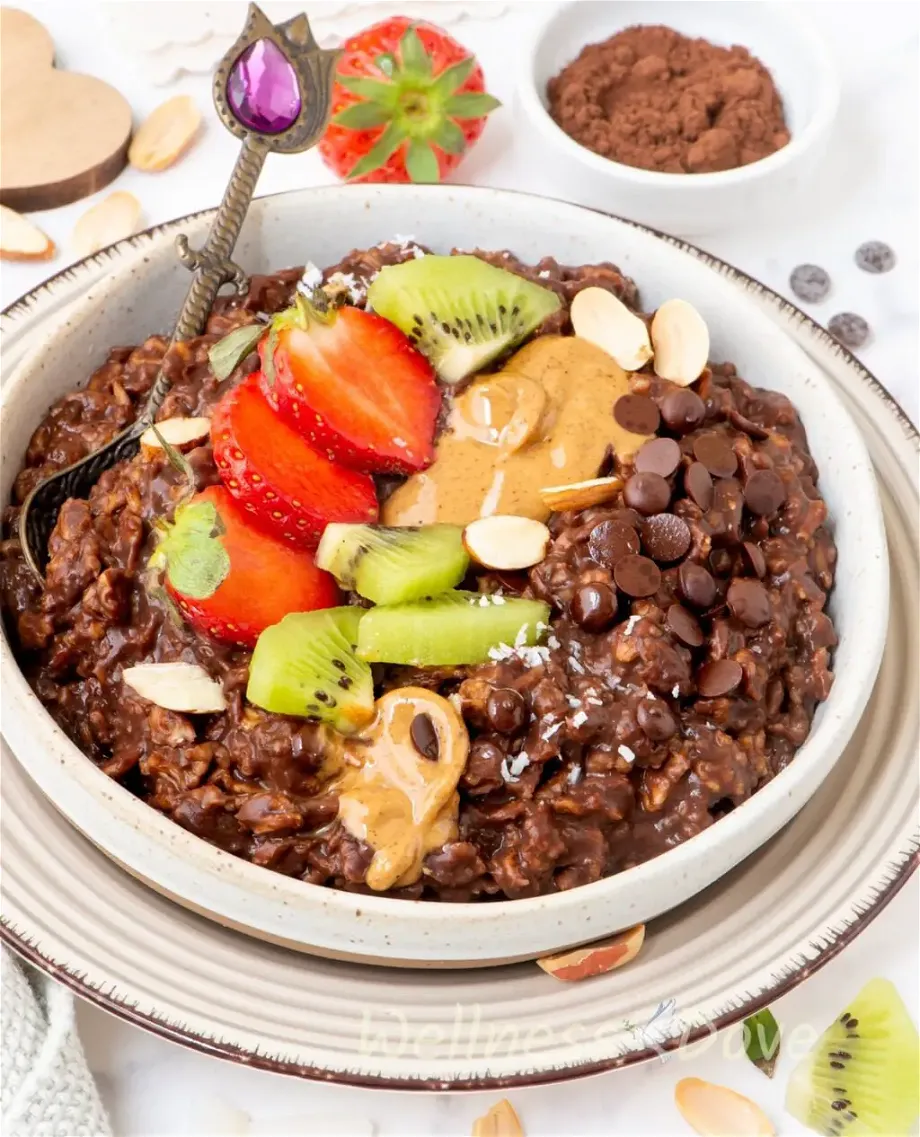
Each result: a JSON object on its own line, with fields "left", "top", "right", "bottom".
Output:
{"left": 0, "top": 245, "right": 836, "bottom": 901}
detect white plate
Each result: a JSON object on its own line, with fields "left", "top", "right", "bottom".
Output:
{"left": 1, "top": 190, "right": 916, "bottom": 1088}
{"left": 0, "top": 186, "right": 889, "bottom": 966}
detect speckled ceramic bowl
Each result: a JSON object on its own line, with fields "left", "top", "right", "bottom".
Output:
{"left": 0, "top": 185, "right": 887, "bottom": 966}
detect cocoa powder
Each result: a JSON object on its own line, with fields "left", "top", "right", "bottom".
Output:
{"left": 547, "top": 25, "right": 790, "bottom": 174}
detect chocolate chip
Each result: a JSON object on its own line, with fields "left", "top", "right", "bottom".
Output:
{"left": 697, "top": 659, "right": 743, "bottom": 697}
{"left": 828, "top": 312, "right": 870, "bottom": 349}
{"left": 740, "top": 541, "right": 766, "bottom": 579}
{"left": 727, "top": 578, "right": 772, "bottom": 627}
{"left": 486, "top": 688, "right": 527, "bottom": 734}
{"left": 571, "top": 582, "right": 618, "bottom": 632}
{"left": 685, "top": 461, "right": 714, "bottom": 510}
{"left": 410, "top": 713, "right": 439, "bottom": 760}
{"left": 635, "top": 437, "right": 681, "bottom": 478}
{"left": 679, "top": 561, "right": 717, "bottom": 609}
{"left": 693, "top": 433, "right": 738, "bottom": 478}
{"left": 855, "top": 241, "right": 895, "bottom": 274}
{"left": 789, "top": 264, "right": 831, "bottom": 303}
{"left": 614, "top": 393, "right": 660, "bottom": 435}
{"left": 666, "top": 603, "right": 704, "bottom": 647}
{"left": 727, "top": 407, "right": 770, "bottom": 440}
{"left": 608, "top": 508, "right": 643, "bottom": 529}
{"left": 624, "top": 471, "right": 671, "bottom": 515}
{"left": 709, "top": 548, "right": 733, "bottom": 577}
{"left": 660, "top": 388, "right": 706, "bottom": 434}
{"left": 588, "top": 520, "right": 640, "bottom": 567}
{"left": 614, "top": 554, "right": 662, "bottom": 597}
{"left": 744, "top": 469, "right": 786, "bottom": 516}
{"left": 642, "top": 513, "right": 691, "bottom": 563}
{"left": 637, "top": 699, "right": 677, "bottom": 741}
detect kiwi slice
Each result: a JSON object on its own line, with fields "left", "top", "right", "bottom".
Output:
{"left": 367, "top": 255, "right": 562, "bottom": 384}
{"left": 786, "top": 977, "right": 920, "bottom": 1136}
{"left": 246, "top": 607, "right": 374, "bottom": 734}
{"left": 356, "top": 591, "right": 550, "bottom": 666}
{"left": 315, "top": 523, "right": 468, "bottom": 605}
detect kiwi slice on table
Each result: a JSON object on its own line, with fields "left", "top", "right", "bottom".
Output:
{"left": 247, "top": 607, "right": 374, "bottom": 734}
{"left": 315, "top": 523, "right": 468, "bottom": 605}
{"left": 367, "top": 255, "right": 561, "bottom": 384}
{"left": 356, "top": 591, "right": 550, "bottom": 666}
{"left": 785, "top": 977, "right": 920, "bottom": 1136}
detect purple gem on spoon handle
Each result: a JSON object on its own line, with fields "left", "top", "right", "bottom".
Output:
{"left": 227, "top": 38, "right": 302, "bottom": 134}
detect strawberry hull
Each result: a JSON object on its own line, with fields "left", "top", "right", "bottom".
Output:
{"left": 211, "top": 373, "right": 378, "bottom": 548}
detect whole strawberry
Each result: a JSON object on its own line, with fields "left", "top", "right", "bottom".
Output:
{"left": 319, "top": 17, "right": 500, "bottom": 184}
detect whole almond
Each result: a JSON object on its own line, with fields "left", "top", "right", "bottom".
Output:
{"left": 571, "top": 286, "right": 653, "bottom": 371}
{"left": 472, "top": 1100, "right": 524, "bottom": 1137}
{"left": 72, "top": 191, "right": 142, "bottom": 258}
{"left": 539, "top": 476, "right": 623, "bottom": 512}
{"left": 651, "top": 298, "right": 710, "bottom": 386}
{"left": 537, "top": 924, "right": 645, "bottom": 981}
{"left": 129, "top": 95, "right": 202, "bottom": 172}
{"left": 0, "top": 204, "right": 55, "bottom": 261}
{"left": 675, "top": 1078, "right": 775, "bottom": 1136}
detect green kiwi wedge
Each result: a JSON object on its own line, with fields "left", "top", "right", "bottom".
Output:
{"left": 356, "top": 591, "right": 550, "bottom": 666}
{"left": 785, "top": 977, "right": 920, "bottom": 1136}
{"left": 315, "top": 523, "right": 468, "bottom": 605}
{"left": 247, "top": 607, "right": 374, "bottom": 734}
{"left": 367, "top": 255, "right": 561, "bottom": 384}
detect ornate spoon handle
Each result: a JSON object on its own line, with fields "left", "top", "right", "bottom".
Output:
{"left": 18, "top": 4, "right": 339, "bottom": 582}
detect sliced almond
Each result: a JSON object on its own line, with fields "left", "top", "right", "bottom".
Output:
{"left": 472, "top": 1099, "right": 524, "bottom": 1137}
{"left": 122, "top": 662, "right": 226, "bottom": 714}
{"left": 0, "top": 204, "right": 55, "bottom": 261}
{"left": 675, "top": 1078, "right": 775, "bottom": 1136}
{"left": 129, "top": 95, "right": 202, "bottom": 172}
{"left": 571, "top": 286, "right": 653, "bottom": 371}
{"left": 463, "top": 515, "right": 550, "bottom": 571}
{"left": 537, "top": 924, "right": 645, "bottom": 981}
{"left": 650, "top": 298, "right": 710, "bottom": 386}
{"left": 539, "top": 475, "right": 623, "bottom": 513}
{"left": 140, "top": 417, "right": 211, "bottom": 453}
{"left": 72, "top": 191, "right": 142, "bottom": 258}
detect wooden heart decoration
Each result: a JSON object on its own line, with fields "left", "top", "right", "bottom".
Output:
{"left": 0, "top": 7, "right": 133, "bottom": 210}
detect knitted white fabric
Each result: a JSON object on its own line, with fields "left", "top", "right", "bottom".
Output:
{"left": 1, "top": 948, "right": 111, "bottom": 1137}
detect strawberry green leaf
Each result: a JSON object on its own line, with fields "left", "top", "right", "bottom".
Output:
{"left": 432, "top": 119, "right": 466, "bottom": 155}
{"left": 405, "top": 141, "right": 440, "bottom": 183}
{"left": 337, "top": 74, "right": 396, "bottom": 102}
{"left": 208, "top": 322, "right": 265, "bottom": 381}
{"left": 347, "top": 120, "right": 407, "bottom": 180}
{"left": 261, "top": 322, "right": 281, "bottom": 388}
{"left": 431, "top": 56, "right": 475, "bottom": 98}
{"left": 151, "top": 425, "right": 197, "bottom": 501}
{"left": 375, "top": 52, "right": 396, "bottom": 77}
{"left": 399, "top": 26, "right": 431, "bottom": 77}
{"left": 743, "top": 1008, "right": 781, "bottom": 1078}
{"left": 445, "top": 92, "right": 502, "bottom": 118}
{"left": 158, "top": 499, "right": 230, "bottom": 601}
{"left": 333, "top": 101, "right": 392, "bottom": 130}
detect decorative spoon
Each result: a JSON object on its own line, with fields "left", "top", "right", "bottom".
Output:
{"left": 18, "top": 3, "right": 340, "bottom": 583}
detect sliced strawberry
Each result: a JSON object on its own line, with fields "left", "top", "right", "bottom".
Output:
{"left": 260, "top": 300, "right": 440, "bottom": 475}
{"left": 211, "top": 372, "right": 378, "bottom": 547}
{"left": 149, "top": 486, "right": 339, "bottom": 647}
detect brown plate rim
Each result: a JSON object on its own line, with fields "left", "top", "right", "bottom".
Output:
{"left": 1, "top": 184, "right": 918, "bottom": 1093}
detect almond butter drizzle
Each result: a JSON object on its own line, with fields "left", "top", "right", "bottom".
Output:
{"left": 382, "top": 335, "right": 650, "bottom": 527}
{"left": 326, "top": 688, "right": 469, "bottom": 891}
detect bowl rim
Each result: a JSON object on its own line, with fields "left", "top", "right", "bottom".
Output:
{"left": 517, "top": 0, "right": 841, "bottom": 187}
{"left": 0, "top": 183, "right": 887, "bottom": 938}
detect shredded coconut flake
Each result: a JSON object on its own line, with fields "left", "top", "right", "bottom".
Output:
{"left": 297, "top": 261, "right": 323, "bottom": 293}
{"left": 492, "top": 594, "right": 506, "bottom": 605}
{"left": 672, "top": 684, "right": 681, "bottom": 698}
{"left": 566, "top": 694, "right": 582, "bottom": 708}
{"left": 586, "top": 696, "right": 604, "bottom": 707}
{"left": 567, "top": 765, "right": 582, "bottom": 785}
{"left": 618, "top": 744, "right": 636, "bottom": 764}
{"left": 538, "top": 269, "right": 551, "bottom": 278}
{"left": 569, "top": 656, "right": 585, "bottom": 675}
{"left": 547, "top": 634, "right": 561, "bottom": 650}
{"left": 571, "top": 710, "right": 588, "bottom": 727}
{"left": 501, "top": 752, "right": 531, "bottom": 782}
{"left": 542, "top": 721, "right": 563, "bottom": 741}
{"left": 624, "top": 615, "right": 641, "bottom": 636}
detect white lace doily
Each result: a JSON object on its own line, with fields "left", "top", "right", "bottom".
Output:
{"left": 99, "top": 1, "right": 510, "bottom": 85}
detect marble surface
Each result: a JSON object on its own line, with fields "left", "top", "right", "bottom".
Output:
{"left": 3, "top": 3, "right": 918, "bottom": 1134}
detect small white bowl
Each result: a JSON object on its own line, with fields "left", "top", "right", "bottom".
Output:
{"left": 517, "top": 0, "right": 840, "bottom": 236}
